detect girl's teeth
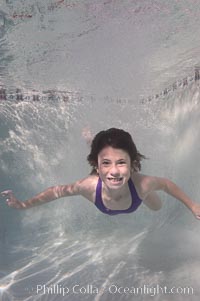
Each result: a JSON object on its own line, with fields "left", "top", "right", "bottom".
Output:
{"left": 108, "top": 178, "right": 122, "bottom": 181}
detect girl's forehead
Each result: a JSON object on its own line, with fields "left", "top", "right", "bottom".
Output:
{"left": 98, "top": 146, "right": 130, "bottom": 159}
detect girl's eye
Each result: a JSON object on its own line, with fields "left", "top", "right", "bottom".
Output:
{"left": 101, "top": 161, "right": 126, "bottom": 165}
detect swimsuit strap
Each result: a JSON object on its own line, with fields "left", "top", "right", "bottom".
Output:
{"left": 95, "top": 177, "right": 142, "bottom": 215}
{"left": 127, "top": 177, "right": 143, "bottom": 210}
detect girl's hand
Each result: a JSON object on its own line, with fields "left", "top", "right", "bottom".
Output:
{"left": 82, "top": 127, "right": 93, "bottom": 145}
{"left": 1, "top": 190, "right": 25, "bottom": 209}
{"left": 191, "top": 203, "right": 200, "bottom": 220}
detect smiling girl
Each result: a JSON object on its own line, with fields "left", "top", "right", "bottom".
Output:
{"left": 1, "top": 128, "right": 200, "bottom": 219}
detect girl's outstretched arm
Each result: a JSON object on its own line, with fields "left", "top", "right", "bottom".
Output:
{"left": 1, "top": 182, "right": 82, "bottom": 210}
{"left": 148, "top": 176, "right": 200, "bottom": 220}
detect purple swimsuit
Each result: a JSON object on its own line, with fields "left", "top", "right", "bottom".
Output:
{"left": 95, "top": 177, "right": 143, "bottom": 215}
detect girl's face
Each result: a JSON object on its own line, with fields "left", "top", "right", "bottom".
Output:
{"left": 97, "top": 146, "right": 132, "bottom": 189}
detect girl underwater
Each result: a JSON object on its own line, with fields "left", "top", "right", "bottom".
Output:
{"left": 1, "top": 128, "right": 200, "bottom": 219}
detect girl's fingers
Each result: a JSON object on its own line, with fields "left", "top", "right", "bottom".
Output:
{"left": 1, "top": 190, "right": 13, "bottom": 197}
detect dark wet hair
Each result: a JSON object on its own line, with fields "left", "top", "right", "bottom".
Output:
{"left": 87, "top": 128, "right": 146, "bottom": 174}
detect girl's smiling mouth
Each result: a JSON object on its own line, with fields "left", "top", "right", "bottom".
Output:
{"left": 107, "top": 177, "right": 123, "bottom": 182}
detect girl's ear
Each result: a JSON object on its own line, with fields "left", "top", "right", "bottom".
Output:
{"left": 132, "top": 160, "right": 139, "bottom": 172}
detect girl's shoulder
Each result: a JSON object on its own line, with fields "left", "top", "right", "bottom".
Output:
{"left": 131, "top": 173, "right": 157, "bottom": 197}
{"left": 131, "top": 172, "right": 152, "bottom": 184}
{"left": 76, "top": 175, "right": 99, "bottom": 202}
{"left": 131, "top": 173, "right": 167, "bottom": 196}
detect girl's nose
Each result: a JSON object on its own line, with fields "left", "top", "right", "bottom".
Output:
{"left": 110, "top": 164, "right": 120, "bottom": 176}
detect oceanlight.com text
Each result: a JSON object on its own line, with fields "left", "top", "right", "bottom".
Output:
{"left": 34, "top": 283, "right": 194, "bottom": 297}
{"left": 108, "top": 284, "right": 194, "bottom": 297}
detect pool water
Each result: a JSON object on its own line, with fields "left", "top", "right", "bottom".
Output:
{"left": 1, "top": 1, "right": 200, "bottom": 300}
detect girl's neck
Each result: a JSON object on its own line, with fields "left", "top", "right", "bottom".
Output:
{"left": 102, "top": 180, "right": 130, "bottom": 201}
